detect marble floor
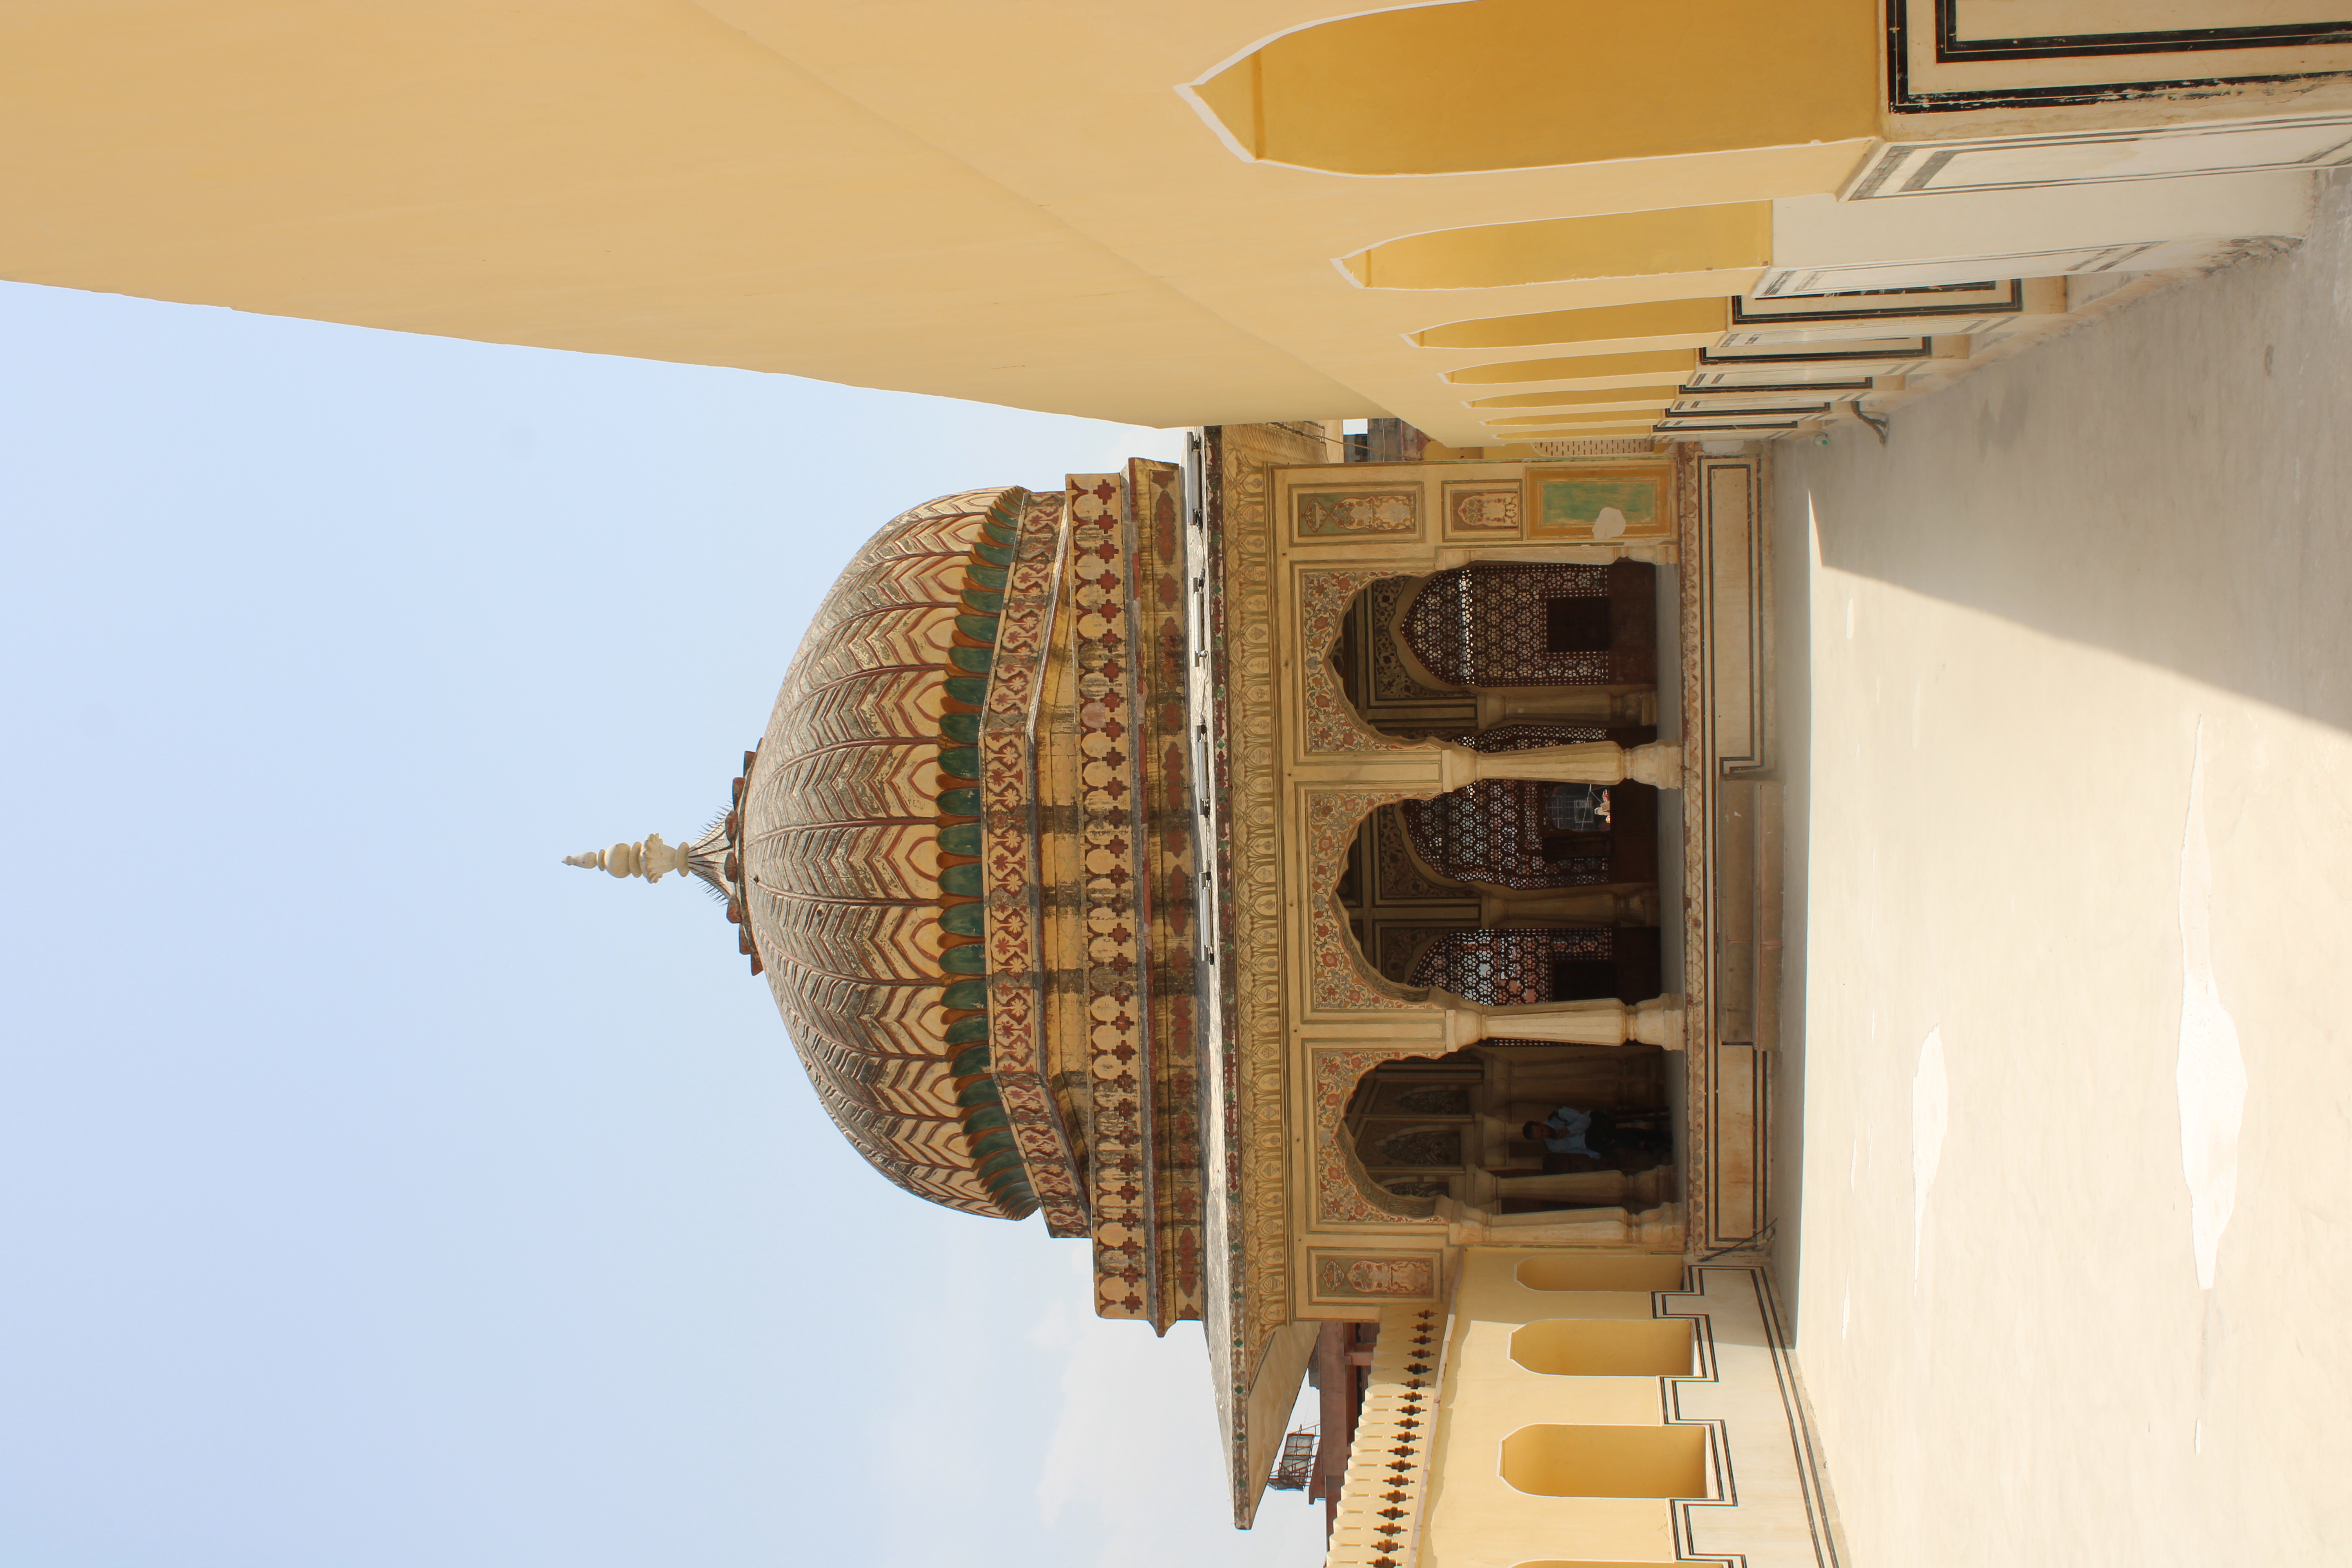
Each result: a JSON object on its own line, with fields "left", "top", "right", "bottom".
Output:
{"left": 1769, "top": 170, "right": 2352, "bottom": 1566}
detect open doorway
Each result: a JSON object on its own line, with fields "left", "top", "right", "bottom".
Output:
{"left": 1341, "top": 1047, "right": 1675, "bottom": 1218}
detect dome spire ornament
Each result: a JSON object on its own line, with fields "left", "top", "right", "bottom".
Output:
{"left": 563, "top": 833, "right": 690, "bottom": 882}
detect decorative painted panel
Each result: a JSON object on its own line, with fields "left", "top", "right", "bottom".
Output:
{"left": 1292, "top": 485, "right": 1421, "bottom": 540}
{"left": 1309, "top": 1251, "right": 1440, "bottom": 1301}
{"left": 1524, "top": 462, "right": 1673, "bottom": 543}
{"left": 1440, "top": 481, "right": 1521, "bottom": 538}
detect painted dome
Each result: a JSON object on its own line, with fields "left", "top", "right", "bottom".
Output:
{"left": 739, "top": 488, "right": 1037, "bottom": 1220}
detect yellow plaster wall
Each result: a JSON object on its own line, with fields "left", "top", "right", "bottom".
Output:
{"left": 1420, "top": 1249, "right": 1695, "bottom": 1568}
{"left": 9, "top": 3, "right": 2301, "bottom": 450}
{"left": 0, "top": 0, "right": 1356, "bottom": 428}
{"left": 0, "top": 0, "right": 1873, "bottom": 446}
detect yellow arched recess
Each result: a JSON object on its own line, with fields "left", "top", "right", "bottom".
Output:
{"left": 1343, "top": 204, "right": 1770, "bottom": 290}
{"left": 1467, "top": 385, "right": 1685, "bottom": 410}
{"left": 1447, "top": 350, "right": 1700, "bottom": 387}
{"left": 1510, "top": 1318, "right": 1696, "bottom": 1377}
{"left": 1500, "top": 1425, "right": 1709, "bottom": 1498}
{"left": 1416, "top": 298, "right": 1732, "bottom": 353}
{"left": 1193, "top": 0, "right": 1877, "bottom": 176}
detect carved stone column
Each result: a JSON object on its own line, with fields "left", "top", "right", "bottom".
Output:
{"left": 1473, "top": 686, "right": 1657, "bottom": 729}
{"left": 1475, "top": 886, "right": 1662, "bottom": 926}
{"left": 1436, "top": 739, "right": 1682, "bottom": 791}
{"left": 1433, "top": 991, "right": 1686, "bottom": 1051}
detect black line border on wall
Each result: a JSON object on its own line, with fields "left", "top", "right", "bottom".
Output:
{"left": 1889, "top": 0, "right": 2352, "bottom": 111}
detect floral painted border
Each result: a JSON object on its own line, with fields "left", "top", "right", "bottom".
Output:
{"left": 1298, "top": 567, "right": 1425, "bottom": 754}
{"left": 1067, "top": 474, "right": 1159, "bottom": 1324}
{"left": 980, "top": 491, "right": 1090, "bottom": 1237}
{"left": 1304, "top": 788, "right": 1431, "bottom": 1013}
{"left": 1312, "top": 1047, "right": 1448, "bottom": 1225}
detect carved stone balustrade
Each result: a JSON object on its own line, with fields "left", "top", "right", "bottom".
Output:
{"left": 1474, "top": 886, "right": 1661, "bottom": 927}
{"left": 1430, "top": 990, "right": 1686, "bottom": 1051}
{"left": 1435, "top": 738, "right": 1682, "bottom": 791}
{"left": 1473, "top": 686, "right": 1658, "bottom": 729}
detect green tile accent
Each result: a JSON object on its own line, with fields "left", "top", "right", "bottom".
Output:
{"left": 976, "top": 1150, "right": 1026, "bottom": 1181}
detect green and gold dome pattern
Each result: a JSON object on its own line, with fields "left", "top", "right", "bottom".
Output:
{"left": 740, "top": 488, "right": 1036, "bottom": 1219}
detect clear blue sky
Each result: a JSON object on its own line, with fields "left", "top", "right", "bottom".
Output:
{"left": 0, "top": 280, "right": 1324, "bottom": 1568}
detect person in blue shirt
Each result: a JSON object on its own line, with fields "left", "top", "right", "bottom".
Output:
{"left": 1523, "top": 1104, "right": 1610, "bottom": 1158}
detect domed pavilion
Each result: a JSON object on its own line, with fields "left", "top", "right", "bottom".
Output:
{"left": 571, "top": 430, "right": 1797, "bottom": 1539}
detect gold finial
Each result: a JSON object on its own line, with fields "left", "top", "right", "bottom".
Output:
{"left": 561, "top": 833, "right": 689, "bottom": 883}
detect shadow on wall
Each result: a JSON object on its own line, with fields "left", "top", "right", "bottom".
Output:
{"left": 1778, "top": 168, "right": 2352, "bottom": 737}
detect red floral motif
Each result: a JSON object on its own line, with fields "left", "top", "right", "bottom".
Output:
{"left": 1298, "top": 567, "right": 1424, "bottom": 755}
{"left": 976, "top": 490, "right": 1088, "bottom": 1237}
{"left": 1312, "top": 1047, "right": 1449, "bottom": 1225}
{"left": 1305, "top": 789, "right": 1431, "bottom": 1013}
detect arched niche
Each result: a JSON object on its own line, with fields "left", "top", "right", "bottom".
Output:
{"left": 1414, "top": 298, "right": 1730, "bottom": 354}
{"left": 1510, "top": 1318, "right": 1694, "bottom": 1377}
{"left": 1340, "top": 204, "right": 1769, "bottom": 292}
{"left": 1447, "top": 348, "right": 1701, "bottom": 389}
{"left": 1499, "top": 1423, "right": 1708, "bottom": 1498}
{"left": 1339, "top": 781, "right": 1666, "bottom": 1005}
{"left": 1339, "top": 1046, "right": 1675, "bottom": 1215}
{"left": 1325, "top": 566, "right": 1661, "bottom": 746}
{"left": 1515, "top": 1254, "right": 1685, "bottom": 1293}
{"left": 1189, "top": 0, "right": 1876, "bottom": 176}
